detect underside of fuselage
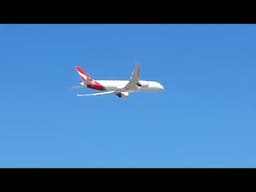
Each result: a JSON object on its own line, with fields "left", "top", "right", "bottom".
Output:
{"left": 96, "top": 80, "right": 129, "bottom": 91}
{"left": 94, "top": 80, "right": 162, "bottom": 92}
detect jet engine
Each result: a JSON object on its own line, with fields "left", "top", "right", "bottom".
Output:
{"left": 117, "top": 92, "right": 129, "bottom": 98}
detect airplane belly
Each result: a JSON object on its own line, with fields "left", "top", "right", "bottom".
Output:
{"left": 97, "top": 81, "right": 128, "bottom": 91}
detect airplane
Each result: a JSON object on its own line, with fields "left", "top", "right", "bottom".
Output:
{"left": 74, "top": 64, "right": 164, "bottom": 98}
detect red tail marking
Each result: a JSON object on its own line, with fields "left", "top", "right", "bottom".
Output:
{"left": 75, "top": 66, "right": 106, "bottom": 90}
{"left": 75, "top": 66, "right": 92, "bottom": 82}
{"left": 87, "top": 81, "right": 105, "bottom": 91}
{"left": 76, "top": 66, "right": 88, "bottom": 76}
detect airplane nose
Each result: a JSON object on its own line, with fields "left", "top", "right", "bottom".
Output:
{"left": 149, "top": 81, "right": 164, "bottom": 91}
{"left": 157, "top": 83, "right": 164, "bottom": 90}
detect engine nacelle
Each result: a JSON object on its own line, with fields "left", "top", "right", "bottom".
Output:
{"left": 117, "top": 92, "right": 129, "bottom": 98}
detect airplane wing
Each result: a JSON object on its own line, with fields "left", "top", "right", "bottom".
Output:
{"left": 77, "top": 91, "right": 116, "bottom": 97}
{"left": 124, "top": 64, "right": 140, "bottom": 90}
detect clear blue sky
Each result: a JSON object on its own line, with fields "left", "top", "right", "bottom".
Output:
{"left": 0, "top": 24, "right": 256, "bottom": 168}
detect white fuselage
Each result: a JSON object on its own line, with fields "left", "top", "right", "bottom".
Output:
{"left": 96, "top": 80, "right": 164, "bottom": 92}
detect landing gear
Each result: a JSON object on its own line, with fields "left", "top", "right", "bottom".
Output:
{"left": 116, "top": 93, "right": 122, "bottom": 98}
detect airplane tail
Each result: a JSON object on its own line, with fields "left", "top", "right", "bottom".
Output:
{"left": 75, "top": 66, "right": 93, "bottom": 84}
